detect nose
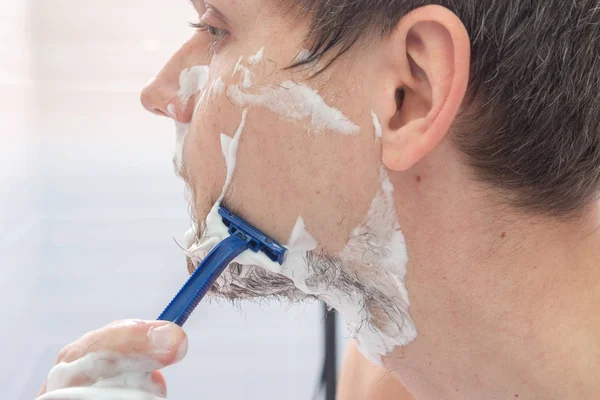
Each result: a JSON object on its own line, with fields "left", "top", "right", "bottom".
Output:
{"left": 141, "top": 34, "right": 213, "bottom": 123}
{"left": 140, "top": 74, "right": 190, "bottom": 122}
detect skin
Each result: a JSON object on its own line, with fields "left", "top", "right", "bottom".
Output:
{"left": 40, "top": 0, "right": 600, "bottom": 399}
{"left": 37, "top": 321, "right": 187, "bottom": 398}
{"left": 338, "top": 340, "right": 414, "bottom": 400}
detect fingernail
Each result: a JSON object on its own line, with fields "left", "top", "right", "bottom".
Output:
{"left": 174, "top": 335, "right": 189, "bottom": 362}
{"left": 149, "top": 324, "right": 179, "bottom": 352}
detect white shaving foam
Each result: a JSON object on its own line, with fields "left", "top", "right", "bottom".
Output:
{"left": 38, "top": 387, "right": 163, "bottom": 400}
{"left": 372, "top": 111, "right": 383, "bottom": 139}
{"left": 177, "top": 66, "right": 209, "bottom": 103}
{"left": 184, "top": 106, "right": 415, "bottom": 363}
{"left": 248, "top": 47, "right": 265, "bottom": 65}
{"left": 210, "top": 77, "right": 225, "bottom": 100}
{"left": 220, "top": 110, "right": 248, "bottom": 197}
{"left": 232, "top": 56, "right": 254, "bottom": 88}
{"left": 338, "top": 167, "right": 416, "bottom": 362}
{"left": 166, "top": 104, "right": 176, "bottom": 119}
{"left": 186, "top": 110, "right": 248, "bottom": 262}
{"left": 169, "top": 66, "right": 209, "bottom": 176}
{"left": 40, "top": 352, "right": 166, "bottom": 400}
{"left": 182, "top": 57, "right": 414, "bottom": 364}
{"left": 228, "top": 81, "right": 359, "bottom": 135}
{"left": 187, "top": 168, "right": 415, "bottom": 364}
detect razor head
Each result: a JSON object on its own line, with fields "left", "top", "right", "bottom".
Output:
{"left": 218, "top": 206, "right": 287, "bottom": 264}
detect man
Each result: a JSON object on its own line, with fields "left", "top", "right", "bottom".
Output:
{"left": 38, "top": 1, "right": 600, "bottom": 399}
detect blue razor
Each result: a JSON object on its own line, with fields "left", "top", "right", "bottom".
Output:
{"left": 158, "top": 206, "right": 287, "bottom": 326}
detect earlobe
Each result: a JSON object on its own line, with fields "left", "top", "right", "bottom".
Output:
{"left": 380, "top": 5, "right": 471, "bottom": 171}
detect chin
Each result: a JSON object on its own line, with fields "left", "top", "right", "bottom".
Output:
{"left": 186, "top": 257, "right": 311, "bottom": 302}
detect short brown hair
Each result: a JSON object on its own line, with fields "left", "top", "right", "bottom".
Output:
{"left": 286, "top": 0, "right": 600, "bottom": 217}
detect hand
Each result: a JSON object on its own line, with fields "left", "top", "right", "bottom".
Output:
{"left": 36, "top": 320, "right": 188, "bottom": 400}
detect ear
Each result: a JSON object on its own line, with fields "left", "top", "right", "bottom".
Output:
{"left": 378, "top": 5, "right": 470, "bottom": 171}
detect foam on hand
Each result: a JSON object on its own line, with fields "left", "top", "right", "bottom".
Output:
{"left": 38, "top": 352, "right": 166, "bottom": 400}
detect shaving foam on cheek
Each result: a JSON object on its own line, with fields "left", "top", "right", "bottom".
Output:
{"left": 183, "top": 106, "right": 415, "bottom": 364}
{"left": 248, "top": 47, "right": 264, "bottom": 65}
{"left": 225, "top": 49, "right": 359, "bottom": 136}
{"left": 183, "top": 56, "right": 415, "bottom": 364}
{"left": 231, "top": 168, "right": 415, "bottom": 365}
{"left": 233, "top": 56, "right": 254, "bottom": 88}
{"left": 372, "top": 111, "right": 383, "bottom": 139}
{"left": 228, "top": 82, "right": 360, "bottom": 136}
{"left": 177, "top": 66, "right": 209, "bottom": 103}
{"left": 185, "top": 110, "right": 249, "bottom": 263}
{"left": 210, "top": 77, "right": 225, "bottom": 100}
{"left": 232, "top": 48, "right": 264, "bottom": 88}
{"left": 168, "top": 66, "right": 209, "bottom": 175}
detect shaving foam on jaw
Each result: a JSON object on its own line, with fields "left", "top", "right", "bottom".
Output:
{"left": 339, "top": 167, "right": 416, "bottom": 363}
{"left": 187, "top": 168, "right": 415, "bottom": 364}
{"left": 183, "top": 56, "right": 415, "bottom": 363}
{"left": 184, "top": 110, "right": 415, "bottom": 364}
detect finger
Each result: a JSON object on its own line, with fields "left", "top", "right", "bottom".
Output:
{"left": 56, "top": 320, "right": 187, "bottom": 366}
{"left": 37, "top": 381, "right": 47, "bottom": 397}
{"left": 46, "top": 321, "right": 188, "bottom": 392}
{"left": 150, "top": 371, "right": 167, "bottom": 397}
{"left": 46, "top": 352, "right": 180, "bottom": 393}
{"left": 37, "top": 387, "right": 164, "bottom": 400}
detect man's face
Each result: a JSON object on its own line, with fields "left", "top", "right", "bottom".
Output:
{"left": 141, "top": 0, "right": 415, "bottom": 363}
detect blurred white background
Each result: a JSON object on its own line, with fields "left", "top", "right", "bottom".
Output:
{"left": 0, "top": 1, "right": 349, "bottom": 399}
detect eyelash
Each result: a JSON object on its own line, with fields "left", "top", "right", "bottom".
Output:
{"left": 189, "top": 21, "right": 228, "bottom": 45}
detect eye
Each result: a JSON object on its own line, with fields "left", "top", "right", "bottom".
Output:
{"left": 189, "top": 21, "right": 228, "bottom": 43}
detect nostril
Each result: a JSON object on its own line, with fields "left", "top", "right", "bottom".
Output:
{"left": 153, "top": 108, "right": 168, "bottom": 118}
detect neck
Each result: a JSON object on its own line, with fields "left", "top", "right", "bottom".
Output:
{"left": 386, "top": 152, "right": 600, "bottom": 399}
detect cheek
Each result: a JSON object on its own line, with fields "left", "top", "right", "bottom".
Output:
{"left": 182, "top": 101, "right": 229, "bottom": 217}
{"left": 225, "top": 110, "right": 383, "bottom": 250}
{"left": 184, "top": 62, "right": 382, "bottom": 250}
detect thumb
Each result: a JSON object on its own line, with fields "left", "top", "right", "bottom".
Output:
{"left": 56, "top": 320, "right": 188, "bottom": 366}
